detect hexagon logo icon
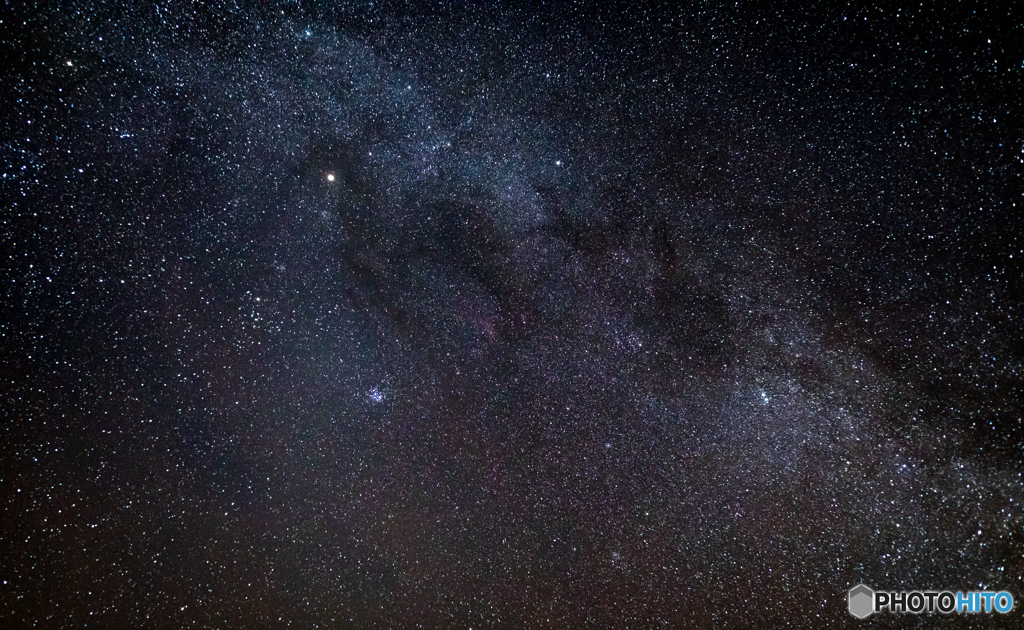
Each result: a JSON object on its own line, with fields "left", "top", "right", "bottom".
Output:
{"left": 848, "top": 584, "right": 874, "bottom": 619}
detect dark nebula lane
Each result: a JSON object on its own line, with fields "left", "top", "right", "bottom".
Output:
{"left": 2, "top": 2, "right": 1022, "bottom": 628}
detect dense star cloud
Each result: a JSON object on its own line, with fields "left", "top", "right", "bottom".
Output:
{"left": 2, "top": 2, "right": 1022, "bottom": 628}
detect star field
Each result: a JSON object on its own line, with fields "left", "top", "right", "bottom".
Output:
{"left": 2, "top": 2, "right": 1022, "bottom": 628}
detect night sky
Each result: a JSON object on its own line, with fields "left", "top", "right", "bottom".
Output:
{"left": 2, "top": 2, "right": 1023, "bottom": 628}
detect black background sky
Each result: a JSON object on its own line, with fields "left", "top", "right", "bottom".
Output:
{"left": 2, "top": 1, "right": 1022, "bottom": 628}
